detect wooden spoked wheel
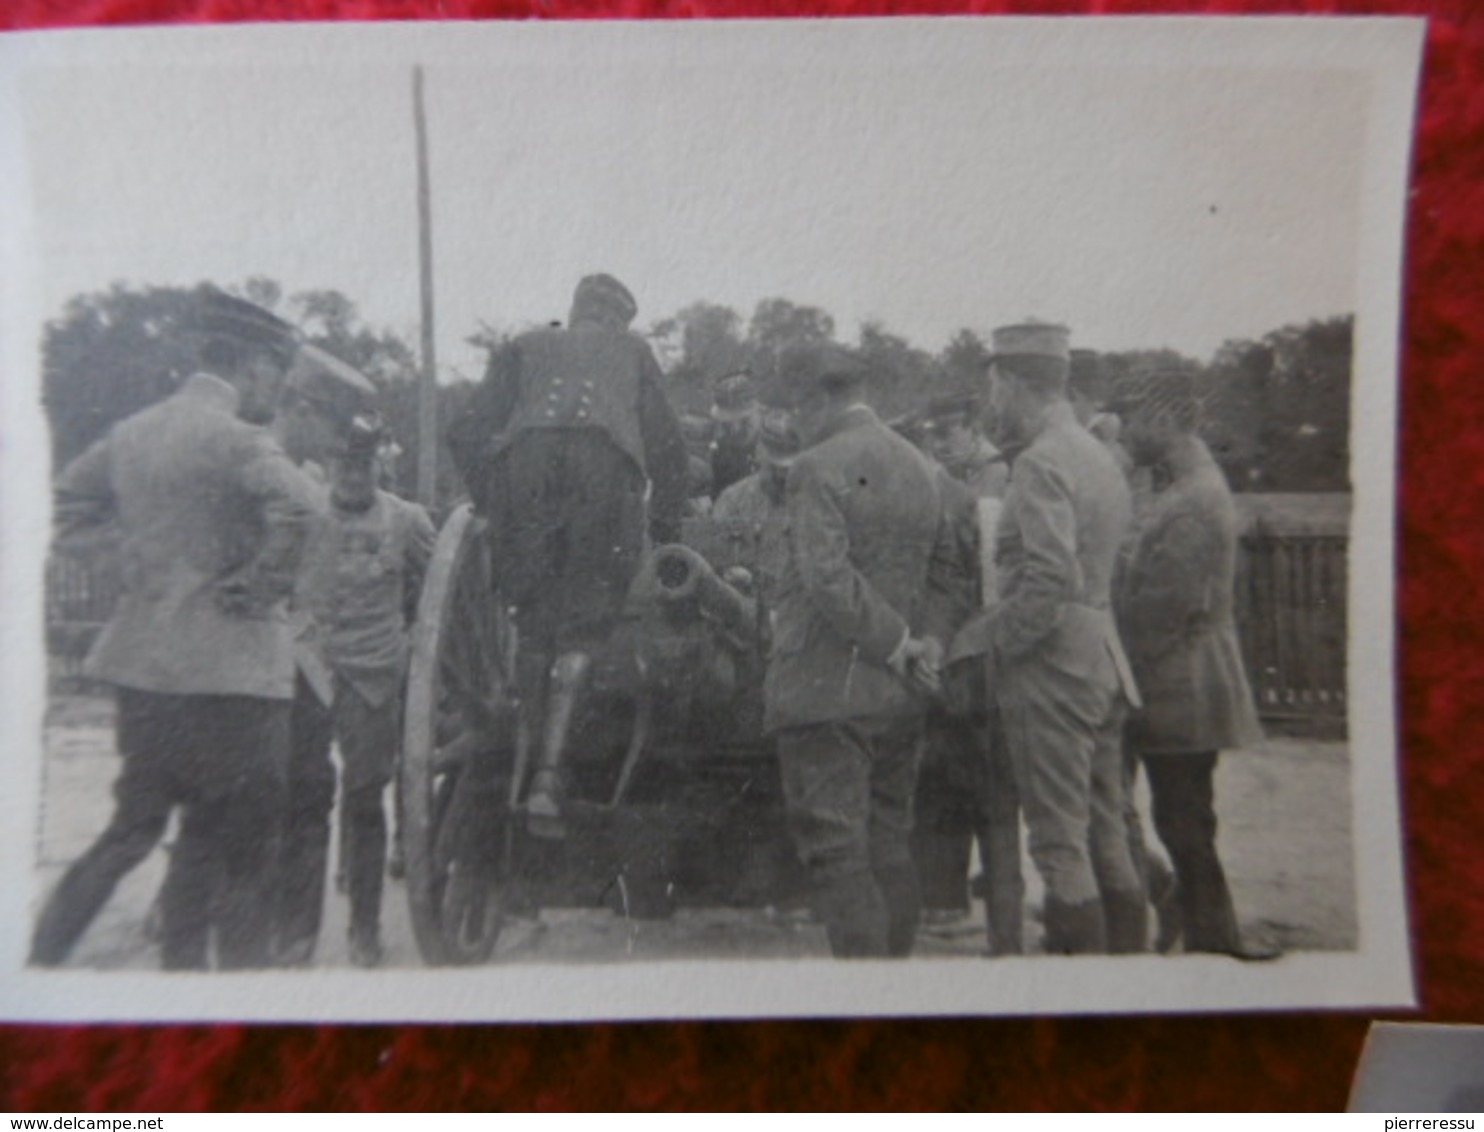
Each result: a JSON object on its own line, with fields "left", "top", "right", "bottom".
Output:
{"left": 402, "top": 503, "right": 517, "bottom": 966}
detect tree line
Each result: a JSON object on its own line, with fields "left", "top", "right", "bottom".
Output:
{"left": 41, "top": 280, "right": 1352, "bottom": 500}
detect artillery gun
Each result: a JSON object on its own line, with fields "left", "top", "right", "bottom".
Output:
{"left": 401, "top": 505, "right": 800, "bottom": 965}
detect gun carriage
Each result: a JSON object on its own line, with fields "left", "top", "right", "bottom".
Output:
{"left": 400, "top": 503, "right": 798, "bottom": 965}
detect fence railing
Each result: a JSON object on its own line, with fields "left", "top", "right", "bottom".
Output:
{"left": 1233, "top": 531, "right": 1348, "bottom": 734}
{"left": 45, "top": 555, "right": 120, "bottom": 686}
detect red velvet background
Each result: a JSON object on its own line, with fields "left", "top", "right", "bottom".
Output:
{"left": 1, "top": 0, "right": 1479, "bottom": 1112}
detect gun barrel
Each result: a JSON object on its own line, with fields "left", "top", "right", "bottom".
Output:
{"left": 650, "top": 543, "right": 757, "bottom": 643}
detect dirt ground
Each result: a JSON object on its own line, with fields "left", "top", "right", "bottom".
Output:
{"left": 31, "top": 694, "right": 1356, "bottom": 970}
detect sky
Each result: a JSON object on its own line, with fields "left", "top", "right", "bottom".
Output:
{"left": 13, "top": 20, "right": 1370, "bottom": 383}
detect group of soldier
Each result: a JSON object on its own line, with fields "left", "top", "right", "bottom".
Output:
{"left": 32, "top": 288, "right": 433, "bottom": 969}
{"left": 32, "top": 270, "right": 1270, "bottom": 969}
{"left": 653, "top": 316, "right": 1271, "bottom": 960}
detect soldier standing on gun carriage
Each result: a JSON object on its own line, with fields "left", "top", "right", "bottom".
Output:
{"left": 446, "top": 273, "right": 688, "bottom": 838}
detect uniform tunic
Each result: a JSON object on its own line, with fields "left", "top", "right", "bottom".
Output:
{"left": 765, "top": 403, "right": 959, "bottom": 957}
{"left": 273, "top": 487, "right": 435, "bottom": 958}
{"left": 712, "top": 469, "right": 790, "bottom": 609}
{"left": 59, "top": 374, "right": 319, "bottom": 700}
{"left": 991, "top": 401, "right": 1143, "bottom": 914}
{"left": 1116, "top": 440, "right": 1263, "bottom": 755}
{"left": 1115, "top": 437, "right": 1263, "bottom": 952}
{"left": 447, "top": 319, "right": 687, "bottom": 652}
{"left": 34, "top": 374, "right": 320, "bottom": 969}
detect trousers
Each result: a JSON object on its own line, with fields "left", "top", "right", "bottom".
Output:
{"left": 912, "top": 709, "right": 1024, "bottom": 953}
{"left": 334, "top": 678, "right": 400, "bottom": 940}
{"left": 998, "top": 657, "right": 1144, "bottom": 929}
{"left": 270, "top": 675, "right": 336, "bottom": 963}
{"left": 1142, "top": 750, "right": 1240, "bottom": 952}
{"left": 31, "top": 687, "right": 287, "bottom": 969}
{"left": 776, "top": 716, "right": 924, "bottom": 958}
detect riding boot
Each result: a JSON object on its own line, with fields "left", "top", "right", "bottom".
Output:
{"left": 527, "top": 651, "right": 590, "bottom": 839}
{"left": 816, "top": 870, "right": 889, "bottom": 958}
{"left": 1041, "top": 897, "right": 1107, "bottom": 955}
{"left": 875, "top": 862, "right": 922, "bottom": 958}
{"left": 1103, "top": 888, "right": 1149, "bottom": 954}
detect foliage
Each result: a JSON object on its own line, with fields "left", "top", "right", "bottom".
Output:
{"left": 43, "top": 279, "right": 1352, "bottom": 503}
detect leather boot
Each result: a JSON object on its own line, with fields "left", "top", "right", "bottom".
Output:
{"left": 816, "top": 871, "right": 889, "bottom": 958}
{"left": 875, "top": 863, "right": 922, "bottom": 958}
{"left": 1103, "top": 888, "right": 1149, "bottom": 954}
{"left": 526, "top": 651, "right": 590, "bottom": 839}
{"left": 1042, "top": 897, "right": 1107, "bottom": 955}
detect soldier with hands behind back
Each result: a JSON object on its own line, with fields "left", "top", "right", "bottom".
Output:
{"left": 762, "top": 344, "right": 961, "bottom": 959}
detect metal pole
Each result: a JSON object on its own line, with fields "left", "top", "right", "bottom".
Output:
{"left": 413, "top": 65, "right": 438, "bottom": 510}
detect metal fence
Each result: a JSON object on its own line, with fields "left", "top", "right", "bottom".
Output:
{"left": 45, "top": 555, "right": 120, "bottom": 687}
{"left": 1234, "top": 532, "right": 1348, "bottom": 734}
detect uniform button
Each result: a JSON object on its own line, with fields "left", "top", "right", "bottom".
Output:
{"left": 553, "top": 378, "right": 564, "bottom": 387}
{"left": 583, "top": 381, "right": 594, "bottom": 391}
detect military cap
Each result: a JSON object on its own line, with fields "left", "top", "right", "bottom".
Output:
{"left": 990, "top": 320, "right": 1071, "bottom": 362}
{"left": 571, "top": 273, "right": 639, "bottom": 327}
{"left": 761, "top": 342, "right": 866, "bottom": 408}
{"left": 712, "top": 371, "right": 758, "bottom": 422}
{"left": 1108, "top": 367, "right": 1201, "bottom": 430}
{"left": 922, "top": 370, "right": 987, "bottom": 423}
{"left": 339, "top": 410, "right": 388, "bottom": 460}
{"left": 194, "top": 286, "right": 298, "bottom": 363}
{"left": 289, "top": 343, "right": 379, "bottom": 422}
{"left": 756, "top": 410, "right": 803, "bottom": 468}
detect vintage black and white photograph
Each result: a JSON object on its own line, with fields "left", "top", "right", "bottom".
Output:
{"left": 0, "top": 17, "right": 1420, "bottom": 1020}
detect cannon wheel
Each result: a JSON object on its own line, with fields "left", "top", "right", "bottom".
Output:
{"left": 402, "top": 502, "right": 517, "bottom": 966}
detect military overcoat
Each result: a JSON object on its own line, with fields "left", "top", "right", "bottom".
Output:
{"left": 55, "top": 374, "right": 321, "bottom": 700}
{"left": 764, "top": 405, "right": 962, "bottom": 733}
{"left": 991, "top": 402, "right": 1138, "bottom": 703}
{"left": 1115, "top": 440, "right": 1264, "bottom": 754}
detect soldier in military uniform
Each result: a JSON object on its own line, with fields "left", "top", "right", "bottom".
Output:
{"left": 31, "top": 289, "right": 320, "bottom": 970}
{"left": 1112, "top": 369, "right": 1273, "bottom": 958}
{"left": 266, "top": 345, "right": 385, "bottom": 967}
{"left": 711, "top": 409, "right": 801, "bottom": 614}
{"left": 982, "top": 322, "right": 1146, "bottom": 954}
{"left": 763, "top": 344, "right": 963, "bottom": 959}
{"left": 1070, "top": 346, "right": 1179, "bottom": 949}
{"left": 912, "top": 388, "right": 1025, "bottom": 954}
{"left": 919, "top": 388, "right": 1010, "bottom": 500}
{"left": 297, "top": 413, "right": 436, "bottom": 966}
{"left": 709, "top": 370, "right": 762, "bottom": 498}
{"left": 446, "top": 273, "right": 688, "bottom": 837}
